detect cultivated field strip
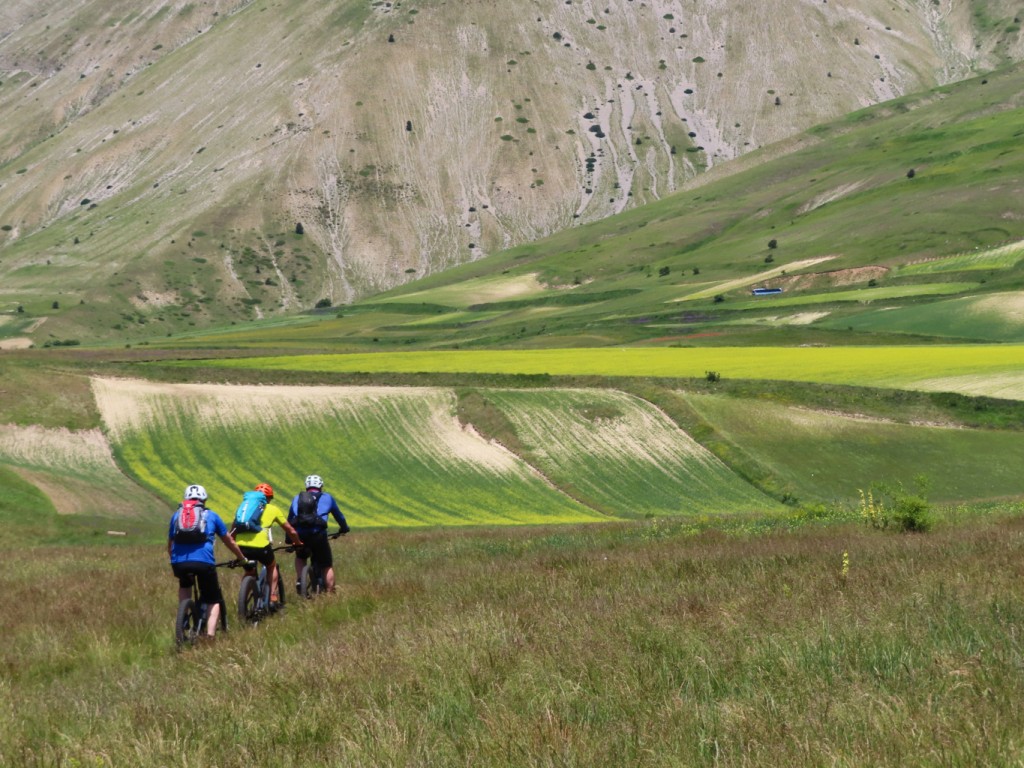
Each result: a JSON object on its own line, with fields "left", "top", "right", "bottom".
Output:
{"left": 683, "top": 394, "right": 1024, "bottom": 503}
{"left": 484, "top": 389, "right": 782, "bottom": 516}
{"left": 0, "top": 425, "right": 145, "bottom": 516}
{"left": 92, "top": 378, "right": 605, "bottom": 527}
{"left": 199, "top": 345, "right": 1024, "bottom": 397}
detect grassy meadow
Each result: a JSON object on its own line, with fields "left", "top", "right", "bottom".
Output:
{"left": 5, "top": 510, "right": 1024, "bottom": 766}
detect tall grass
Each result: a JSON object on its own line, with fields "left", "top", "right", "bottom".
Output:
{"left": 4, "top": 509, "right": 1024, "bottom": 766}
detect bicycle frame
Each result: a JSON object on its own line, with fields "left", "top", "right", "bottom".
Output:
{"left": 238, "top": 544, "right": 294, "bottom": 623}
{"left": 174, "top": 560, "right": 234, "bottom": 648}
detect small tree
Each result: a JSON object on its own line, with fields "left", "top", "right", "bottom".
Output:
{"left": 768, "top": 238, "right": 777, "bottom": 249}
{"left": 295, "top": 222, "right": 305, "bottom": 235}
{"left": 906, "top": 168, "right": 916, "bottom": 179}
{"left": 51, "top": 300, "right": 59, "bottom": 310}
{"left": 658, "top": 266, "right": 670, "bottom": 277}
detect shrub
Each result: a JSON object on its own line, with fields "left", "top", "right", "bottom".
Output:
{"left": 768, "top": 238, "right": 777, "bottom": 249}
{"left": 658, "top": 266, "right": 670, "bottom": 277}
{"left": 892, "top": 493, "right": 932, "bottom": 532}
{"left": 315, "top": 298, "right": 332, "bottom": 309}
{"left": 705, "top": 370, "right": 721, "bottom": 382}
{"left": 859, "top": 477, "right": 932, "bottom": 532}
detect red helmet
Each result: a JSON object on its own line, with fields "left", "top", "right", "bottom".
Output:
{"left": 254, "top": 482, "right": 274, "bottom": 500}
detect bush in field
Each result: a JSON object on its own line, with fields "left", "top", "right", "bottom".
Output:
{"left": 859, "top": 476, "right": 932, "bottom": 532}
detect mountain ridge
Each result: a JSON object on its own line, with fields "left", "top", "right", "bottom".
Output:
{"left": 1, "top": 0, "right": 1022, "bottom": 342}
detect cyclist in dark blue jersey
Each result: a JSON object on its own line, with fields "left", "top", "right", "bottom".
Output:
{"left": 287, "top": 474, "right": 349, "bottom": 594}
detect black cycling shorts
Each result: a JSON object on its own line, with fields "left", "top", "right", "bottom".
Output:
{"left": 172, "top": 562, "right": 224, "bottom": 605}
{"left": 294, "top": 530, "right": 333, "bottom": 569}
{"left": 239, "top": 544, "right": 275, "bottom": 567}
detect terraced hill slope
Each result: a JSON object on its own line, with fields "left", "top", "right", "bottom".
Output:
{"left": 1, "top": 0, "right": 1022, "bottom": 342}
{"left": 93, "top": 377, "right": 785, "bottom": 526}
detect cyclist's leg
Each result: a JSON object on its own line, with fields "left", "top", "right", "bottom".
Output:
{"left": 316, "top": 536, "right": 336, "bottom": 593}
{"left": 270, "top": 560, "right": 281, "bottom": 603}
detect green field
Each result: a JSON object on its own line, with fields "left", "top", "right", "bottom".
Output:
{"left": 682, "top": 394, "right": 1024, "bottom": 504}
{"left": 483, "top": 389, "right": 782, "bottom": 516}
{"left": 96, "top": 379, "right": 603, "bottom": 527}
{"left": 196, "top": 345, "right": 1024, "bottom": 397}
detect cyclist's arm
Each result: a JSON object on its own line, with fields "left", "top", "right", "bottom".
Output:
{"left": 219, "top": 531, "right": 248, "bottom": 562}
{"left": 328, "top": 498, "right": 350, "bottom": 534}
{"left": 280, "top": 519, "right": 303, "bottom": 546}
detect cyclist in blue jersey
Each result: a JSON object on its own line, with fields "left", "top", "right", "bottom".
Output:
{"left": 168, "top": 483, "right": 249, "bottom": 638}
{"left": 288, "top": 474, "right": 349, "bottom": 594}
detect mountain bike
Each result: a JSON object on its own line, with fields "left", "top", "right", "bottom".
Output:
{"left": 237, "top": 544, "right": 295, "bottom": 624}
{"left": 299, "top": 531, "right": 345, "bottom": 599}
{"left": 175, "top": 560, "right": 246, "bottom": 648}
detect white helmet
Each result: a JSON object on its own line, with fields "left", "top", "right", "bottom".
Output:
{"left": 305, "top": 474, "right": 324, "bottom": 490}
{"left": 184, "top": 484, "right": 208, "bottom": 501}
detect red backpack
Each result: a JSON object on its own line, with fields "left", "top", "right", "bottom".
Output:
{"left": 173, "top": 499, "right": 209, "bottom": 543}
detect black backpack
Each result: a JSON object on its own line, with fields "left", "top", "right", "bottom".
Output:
{"left": 295, "top": 491, "right": 325, "bottom": 529}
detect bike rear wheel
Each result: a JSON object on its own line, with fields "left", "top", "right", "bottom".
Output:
{"left": 299, "top": 565, "right": 323, "bottom": 599}
{"left": 238, "top": 574, "right": 259, "bottom": 623}
{"left": 175, "top": 598, "right": 202, "bottom": 647}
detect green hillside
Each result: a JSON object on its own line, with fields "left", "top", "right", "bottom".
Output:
{"left": 131, "top": 63, "right": 1024, "bottom": 353}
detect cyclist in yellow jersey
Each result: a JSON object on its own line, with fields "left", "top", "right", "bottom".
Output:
{"left": 232, "top": 483, "right": 303, "bottom": 610}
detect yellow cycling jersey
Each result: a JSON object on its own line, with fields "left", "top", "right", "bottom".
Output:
{"left": 233, "top": 502, "right": 288, "bottom": 549}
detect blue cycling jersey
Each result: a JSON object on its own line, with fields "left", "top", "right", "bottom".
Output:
{"left": 288, "top": 490, "right": 349, "bottom": 535}
{"left": 168, "top": 508, "right": 228, "bottom": 565}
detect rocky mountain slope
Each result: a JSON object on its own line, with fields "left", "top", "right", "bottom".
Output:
{"left": 0, "top": 0, "right": 1021, "bottom": 341}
